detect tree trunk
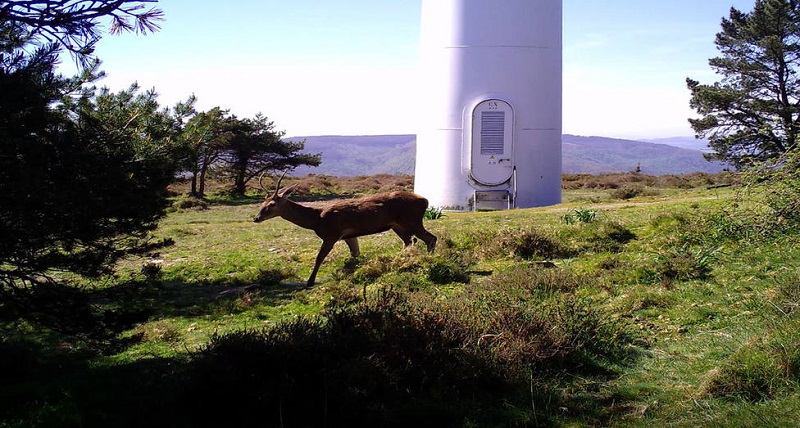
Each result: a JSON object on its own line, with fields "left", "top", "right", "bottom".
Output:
{"left": 198, "top": 167, "right": 207, "bottom": 199}
{"left": 233, "top": 167, "right": 246, "bottom": 196}
{"left": 198, "top": 154, "right": 210, "bottom": 199}
{"left": 190, "top": 172, "right": 198, "bottom": 196}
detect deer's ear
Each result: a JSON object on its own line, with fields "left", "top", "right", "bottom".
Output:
{"left": 278, "top": 184, "right": 297, "bottom": 197}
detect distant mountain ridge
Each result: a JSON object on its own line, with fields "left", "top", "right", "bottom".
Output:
{"left": 289, "top": 135, "right": 416, "bottom": 177}
{"left": 287, "top": 134, "right": 726, "bottom": 177}
{"left": 642, "top": 136, "right": 712, "bottom": 153}
{"left": 561, "top": 134, "right": 725, "bottom": 175}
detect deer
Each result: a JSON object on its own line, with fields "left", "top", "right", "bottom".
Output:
{"left": 253, "top": 172, "right": 437, "bottom": 286}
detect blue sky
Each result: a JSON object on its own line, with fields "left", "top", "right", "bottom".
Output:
{"left": 62, "top": 0, "right": 757, "bottom": 139}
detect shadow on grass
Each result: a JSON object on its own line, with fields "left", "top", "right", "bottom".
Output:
{"left": 0, "top": 341, "right": 511, "bottom": 428}
{"left": 1, "top": 269, "right": 645, "bottom": 427}
{"left": 90, "top": 269, "right": 305, "bottom": 323}
{"left": 0, "top": 268, "right": 303, "bottom": 364}
{"left": 0, "top": 302, "right": 582, "bottom": 427}
{"left": 0, "top": 272, "right": 315, "bottom": 426}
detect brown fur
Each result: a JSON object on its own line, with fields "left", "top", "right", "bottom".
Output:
{"left": 254, "top": 187, "right": 437, "bottom": 286}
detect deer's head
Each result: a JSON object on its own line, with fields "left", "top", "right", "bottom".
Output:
{"left": 253, "top": 171, "right": 296, "bottom": 223}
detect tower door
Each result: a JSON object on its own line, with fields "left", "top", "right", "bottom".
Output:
{"left": 469, "top": 99, "right": 514, "bottom": 185}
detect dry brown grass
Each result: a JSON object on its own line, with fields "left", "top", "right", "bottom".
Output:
{"left": 562, "top": 171, "right": 735, "bottom": 190}
{"left": 170, "top": 174, "right": 414, "bottom": 199}
{"left": 172, "top": 172, "right": 735, "bottom": 200}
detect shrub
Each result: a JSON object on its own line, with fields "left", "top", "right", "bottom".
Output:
{"left": 611, "top": 185, "right": 643, "bottom": 200}
{"left": 486, "top": 227, "right": 570, "bottom": 260}
{"left": 140, "top": 261, "right": 163, "bottom": 282}
{"left": 134, "top": 320, "right": 182, "bottom": 343}
{"left": 171, "top": 196, "right": 209, "bottom": 211}
{"left": 703, "top": 348, "right": 783, "bottom": 401}
{"left": 255, "top": 268, "right": 294, "bottom": 285}
{"left": 700, "top": 148, "right": 800, "bottom": 243}
{"left": 643, "top": 246, "right": 718, "bottom": 286}
{"left": 185, "top": 294, "right": 514, "bottom": 426}
{"left": 480, "top": 265, "right": 584, "bottom": 295}
{"left": 347, "top": 255, "right": 384, "bottom": 284}
{"left": 428, "top": 267, "right": 638, "bottom": 376}
{"left": 181, "top": 273, "right": 638, "bottom": 427}
{"left": 697, "top": 207, "right": 754, "bottom": 242}
{"left": 344, "top": 246, "right": 471, "bottom": 286}
{"left": 512, "top": 230, "right": 561, "bottom": 259}
{"left": 426, "top": 256, "right": 470, "bottom": 284}
{"left": 749, "top": 149, "right": 800, "bottom": 227}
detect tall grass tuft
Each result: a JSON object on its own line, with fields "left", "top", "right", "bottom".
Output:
{"left": 343, "top": 245, "right": 472, "bottom": 286}
{"left": 426, "top": 255, "right": 471, "bottom": 284}
{"left": 702, "top": 324, "right": 800, "bottom": 402}
{"left": 482, "top": 226, "right": 570, "bottom": 260}
{"left": 423, "top": 206, "right": 446, "bottom": 220}
{"left": 641, "top": 245, "right": 718, "bottom": 287}
{"left": 563, "top": 208, "right": 599, "bottom": 224}
{"left": 557, "top": 219, "right": 637, "bottom": 255}
{"left": 775, "top": 269, "right": 800, "bottom": 316}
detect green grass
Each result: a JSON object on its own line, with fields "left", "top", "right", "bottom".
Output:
{"left": 3, "top": 182, "right": 800, "bottom": 426}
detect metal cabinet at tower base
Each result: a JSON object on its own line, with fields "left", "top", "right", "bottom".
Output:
{"left": 470, "top": 99, "right": 514, "bottom": 186}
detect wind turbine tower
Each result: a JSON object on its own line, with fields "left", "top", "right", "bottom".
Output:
{"left": 414, "top": 0, "right": 563, "bottom": 210}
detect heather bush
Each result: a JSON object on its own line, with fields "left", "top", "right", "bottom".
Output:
{"left": 611, "top": 185, "right": 643, "bottom": 200}
{"left": 481, "top": 226, "right": 571, "bottom": 260}
{"left": 426, "top": 256, "right": 470, "bottom": 284}
{"left": 179, "top": 269, "right": 638, "bottom": 426}
{"left": 639, "top": 246, "right": 718, "bottom": 287}
{"left": 170, "top": 196, "right": 209, "bottom": 211}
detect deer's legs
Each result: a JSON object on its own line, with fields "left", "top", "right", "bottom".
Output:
{"left": 414, "top": 228, "right": 437, "bottom": 252}
{"left": 391, "top": 227, "right": 414, "bottom": 247}
{"left": 307, "top": 240, "right": 336, "bottom": 286}
{"left": 402, "top": 219, "right": 437, "bottom": 253}
{"left": 344, "top": 238, "right": 360, "bottom": 257}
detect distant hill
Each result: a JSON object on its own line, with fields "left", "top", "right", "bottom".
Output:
{"left": 288, "top": 135, "right": 416, "bottom": 177}
{"left": 287, "top": 134, "right": 727, "bottom": 177}
{"left": 561, "top": 135, "right": 726, "bottom": 175}
{"left": 642, "top": 136, "right": 712, "bottom": 153}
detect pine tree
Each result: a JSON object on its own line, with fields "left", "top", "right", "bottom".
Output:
{"left": 224, "top": 114, "right": 321, "bottom": 196}
{"left": 687, "top": 0, "right": 800, "bottom": 166}
{"left": 0, "top": 1, "right": 187, "bottom": 336}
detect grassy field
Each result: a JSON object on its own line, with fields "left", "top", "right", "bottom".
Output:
{"left": 3, "top": 172, "right": 800, "bottom": 427}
